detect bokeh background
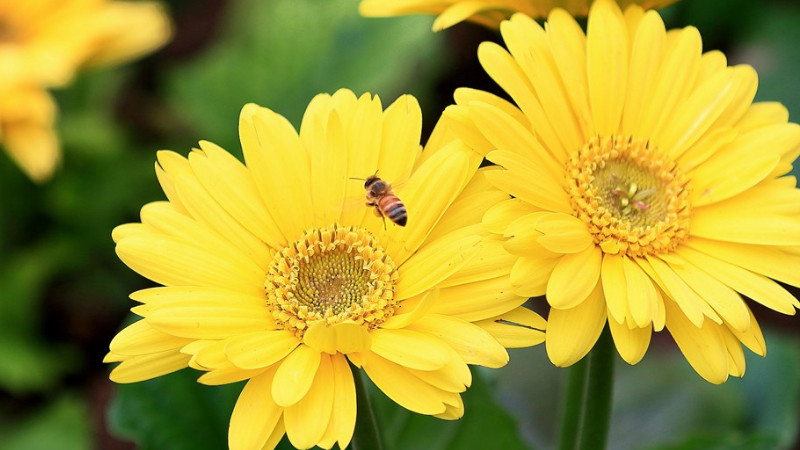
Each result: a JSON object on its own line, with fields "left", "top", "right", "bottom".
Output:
{"left": 0, "top": 0, "right": 798, "bottom": 449}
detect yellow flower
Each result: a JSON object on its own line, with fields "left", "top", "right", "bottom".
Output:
{"left": 105, "top": 89, "right": 545, "bottom": 449}
{"left": 445, "top": 0, "right": 800, "bottom": 383}
{"left": 359, "top": 0, "right": 679, "bottom": 31}
{"left": 0, "top": 0, "right": 172, "bottom": 88}
{"left": 0, "top": 85, "right": 58, "bottom": 181}
{"left": 0, "top": 0, "right": 171, "bottom": 181}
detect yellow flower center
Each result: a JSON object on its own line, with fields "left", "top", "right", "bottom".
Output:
{"left": 565, "top": 135, "right": 691, "bottom": 257}
{"left": 265, "top": 224, "right": 398, "bottom": 338}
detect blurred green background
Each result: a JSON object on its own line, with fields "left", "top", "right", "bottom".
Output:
{"left": 0, "top": 0, "right": 799, "bottom": 449}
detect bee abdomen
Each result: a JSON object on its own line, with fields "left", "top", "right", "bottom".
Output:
{"left": 381, "top": 196, "right": 407, "bottom": 226}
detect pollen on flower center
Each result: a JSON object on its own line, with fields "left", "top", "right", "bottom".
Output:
{"left": 265, "top": 224, "right": 399, "bottom": 338}
{"left": 565, "top": 135, "right": 691, "bottom": 257}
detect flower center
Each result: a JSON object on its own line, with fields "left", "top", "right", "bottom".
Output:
{"left": 265, "top": 224, "right": 398, "bottom": 338}
{"left": 565, "top": 135, "right": 691, "bottom": 257}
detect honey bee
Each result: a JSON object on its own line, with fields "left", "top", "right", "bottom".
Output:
{"left": 363, "top": 174, "right": 407, "bottom": 228}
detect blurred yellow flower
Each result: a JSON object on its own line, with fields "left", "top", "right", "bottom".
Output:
{"left": 0, "top": 85, "right": 58, "bottom": 182}
{"left": 360, "top": 0, "right": 679, "bottom": 30}
{"left": 445, "top": 0, "right": 800, "bottom": 383}
{"left": 105, "top": 89, "right": 545, "bottom": 449}
{"left": 0, "top": 0, "right": 172, "bottom": 181}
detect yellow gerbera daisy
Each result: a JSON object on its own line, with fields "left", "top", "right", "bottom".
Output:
{"left": 0, "top": 0, "right": 172, "bottom": 88}
{"left": 359, "top": 0, "right": 679, "bottom": 31}
{"left": 445, "top": 0, "right": 800, "bottom": 383}
{"left": 0, "top": 85, "right": 58, "bottom": 181}
{"left": 105, "top": 89, "right": 545, "bottom": 449}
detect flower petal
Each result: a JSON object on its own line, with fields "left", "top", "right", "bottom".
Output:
{"left": 224, "top": 331, "right": 300, "bottom": 370}
{"left": 475, "top": 306, "right": 546, "bottom": 348}
{"left": 109, "top": 351, "right": 190, "bottom": 383}
{"left": 664, "top": 299, "right": 729, "bottom": 384}
{"left": 547, "top": 245, "right": 602, "bottom": 309}
{"left": 362, "top": 353, "right": 448, "bottom": 415}
{"left": 370, "top": 328, "right": 452, "bottom": 371}
{"left": 272, "top": 344, "right": 321, "bottom": 407}
{"left": 229, "top": 368, "right": 282, "bottom": 450}
{"left": 608, "top": 316, "right": 650, "bottom": 364}
{"left": 408, "top": 315, "right": 508, "bottom": 368}
{"left": 547, "top": 283, "right": 606, "bottom": 366}
{"left": 285, "top": 354, "right": 335, "bottom": 449}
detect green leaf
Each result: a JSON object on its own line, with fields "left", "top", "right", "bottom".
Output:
{"left": 371, "top": 367, "right": 531, "bottom": 450}
{"left": 0, "top": 394, "right": 91, "bottom": 450}
{"left": 166, "top": 0, "right": 445, "bottom": 152}
{"left": 108, "top": 369, "right": 243, "bottom": 450}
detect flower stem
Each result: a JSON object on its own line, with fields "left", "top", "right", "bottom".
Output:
{"left": 350, "top": 363, "right": 384, "bottom": 450}
{"left": 557, "top": 325, "right": 615, "bottom": 450}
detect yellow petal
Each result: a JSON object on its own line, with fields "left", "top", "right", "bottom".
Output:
{"left": 188, "top": 141, "right": 285, "bottom": 250}
{"left": 484, "top": 163, "right": 571, "bottom": 214}
{"left": 691, "top": 206, "right": 800, "bottom": 247}
{"left": 394, "top": 232, "right": 481, "bottom": 300}
{"left": 361, "top": 353, "right": 447, "bottom": 415}
{"left": 440, "top": 238, "right": 517, "bottom": 287}
{"left": 636, "top": 27, "right": 702, "bottom": 139}
{"left": 687, "top": 237, "right": 800, "bottom": 287}
{"left": 510, "top": 254, "right": 559, "bottom": 297}
{"left": 381, "top": 290, "right": 437, "bottom": 329}
{"left": 623, "top": 257, "right": 657, "bottom": 328}
{"left": 547, "top": 245, "right": 602, "bottom": 309}
{"left": 285, "top": 354, "right": 335, "bottom": 449}
{"left": 331, "top": 354, "right": 357, "bottom": 448}
{"left": 109, "top": 319, "right": 190, "bottom": 356}
{"left": 224, "top": 331, "right": 300, "bottom": 370}
{"left": 271, "top": 345, "right": 321, "bottom": 407}
{"left": 407, "top": 346, "right": 471, "bottom": 393}
{"left": 430, "top": 277, "right": 528, "bottom": 322}
{"left": 726, "top": 305, "right": 766, "bottom": 357}
{"left": 239, "top": 104, "right": 313, "bottom": 241}
{"left": 408, "top": 315, "right": 508, "bottom": 368}
{"left": 621, "top": 10, "right": 665, "bottom": 135}
{"left": 608, "top": 316, "right": 650, "bottom": 364}
{"left": 535, "top": 213, "right": 594, "bottom": 254}
{"left": 677, "top": 246, "right": 798, "bottom": 315}
{"left": 475, "top": 306, "right": 546, "bottom": 348}
{"left": 377, "top": 94, "right": 423, "bottom": 187}
{"left": 547, "top": 283, "right": 606, "bottom": 366}
{"left": 228, "top": 368, "right": 283, "bottom": 450}
{"left": 146, "top": 291, "right": 275, "bottom": 339}
{"left": 664, "top": 299, "right": 729, "bottom": 384}
{"left": 303, "top": 321, "right": 373, "bottom": 355}
{"left": 645, "top": 255, "right": 710, "bottom": 327}
{"left": 115, "top": 234, "right": 263, "bottom": 296}
{"left": 370, "top": 328, "right": 452, "bottom": 371}
{"left": 385, "top": 141, "right": 479, "bottom": 261}
{"left": 547, "top": 9, "right": 591, "bottom": 138}
{"left": 109, "top": 351, "right": 190, "bottom": 383}
{"left": 483, "top": 198, "right": 539, "bottom": 234}
{"left": 587, "top": 0, "right": 628, "bottom": 135}
{"left": 664, "top": 253, "right": 751, "bottom": 332}
{"left": 601, "top": 254, "right": 628, "bottom": 324}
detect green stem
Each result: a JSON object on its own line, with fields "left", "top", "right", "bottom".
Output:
{"left": 557, "top": 325, "right": 616, "bottom": 450}
{"left": 350, "top": 363, "right": 383, "bottom": 450}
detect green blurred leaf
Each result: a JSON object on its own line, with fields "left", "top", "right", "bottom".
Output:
{"left": 108, "top": 369, "right": 242, "bottom": 450}
{"left": 0, "top": 335, "right": 76, "bottom": 393}
{"left": 0, "top": 394, "right": 91, "bottom": 450}
{"left": 372, "top": 368, "right": 531, "bottom": 450}
{"left": 167, "top": 0, "right": 444, "bottom": 152}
